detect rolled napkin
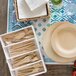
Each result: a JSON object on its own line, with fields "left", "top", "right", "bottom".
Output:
{"left": 25, "top": 0, "right": 49, "bottom": 11}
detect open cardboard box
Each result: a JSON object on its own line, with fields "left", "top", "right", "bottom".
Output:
{"left": 14, "top": 0, "right": 50, "bottom": 22}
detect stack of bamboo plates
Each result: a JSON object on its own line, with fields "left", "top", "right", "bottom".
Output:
{"left": 42, "top": 22, "right": 76, "bottom": 63}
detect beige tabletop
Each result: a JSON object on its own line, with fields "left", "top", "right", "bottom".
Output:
{"left": 0, "top": 0, "right": 73, "bottom": 76}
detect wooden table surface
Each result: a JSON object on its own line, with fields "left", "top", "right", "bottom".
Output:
{"left": 0, "top": 0, "right": 73, "bottom": 76}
